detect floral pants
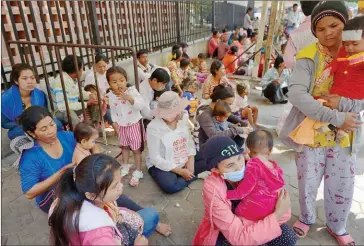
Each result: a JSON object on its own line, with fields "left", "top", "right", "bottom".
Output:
{"left": 296, "top": 145, "right": 356, "bottom": 235}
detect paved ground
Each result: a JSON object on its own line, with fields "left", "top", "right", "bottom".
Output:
{"left": 2, "top": 85, "right": 364, "bottom": 245}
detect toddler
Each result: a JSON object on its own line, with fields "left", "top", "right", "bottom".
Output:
{"left": 289, "top": 16, "right": 364, "bottom": 146}
{"left": 212, "top": 100, "right": 232, "bottom": 131}
{"left": 179, "top": 58, "right": 192, "bottom": 79}
{"left": 106, "top": 66, "right": 145, "bottom": 187}
{"left": 226, "top": 130, "right": 285, "bottom": 221}
{"left": 84, "top": 84, "right": 107, "bottom": 125}
{"left": 72, "top": 121, "right": 99, "bottom": 165}
{"left": 191, "top": 53, "right": 209, "bottom": 83}
{"left": 181, "top": 78, "right": 200, "bottom": 117}
{"left": 231, "top": 83, "right": 259, "bottom": 129}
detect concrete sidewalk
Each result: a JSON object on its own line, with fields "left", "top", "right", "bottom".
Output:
{"left": 2, "top": 88, "right": 364, "bottom": 245}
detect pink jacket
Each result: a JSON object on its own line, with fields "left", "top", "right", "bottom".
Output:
{"left": 192, "top": 173, "right": 291, "bottom": 246}
{"left": 226, "top": 158, "right": 285, "bottom": 221}
{"left": 208, "top": 38, "right": 219, "bottom": 57}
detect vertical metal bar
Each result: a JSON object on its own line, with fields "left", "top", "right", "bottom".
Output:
{"left": 86, "top": 1, "right": 102, "bottom": 54}
{"left": 23, "top": 44, "right": 30, "bottom": 64}
{"left": 2, "top": 24, "right": 15, "bottom": 67}
{"left": 176, "top": 2, "right": 181, "bottom": 44}
{"left": 1, "top": 65, "right": 9, "bottom": 90}
{"left": 55, "top": 1, "right": 68, "bottom": 55}
{"left": 142, "top": 1, "right": 151, "bottom": 51}
{"left": 47, "top": 1, "right": 60, "bottom": 48}
{"left": 122, "top": 1, "right": 130, "bottom": 52}
{"left": 90, "top": 49, "right": 107, "bottom": 145}
{"left": 17, "top": 1, "right": 39, "bottom": 78}
{"left": 103, "top": 1, "right": 112, "bottom": 48}
{"left": 71, "top": 48, "right": 86, "bottom": 119}
{"left": 113, "top": 1, "right": 121, "bottom": 60}
{"left": 63, "top": 2, "right": 74, "bottom": 48}
{"left": 156, "top": 1, "right": 163, "bottom": 47}
{"left": 139, "top": 1, "right": 145, "bottom": 50}
{"left": 55, "top": 46, "right": 73, "bottom": 130}
{"left": 98, "top": 1, "right": 107, "bottom": 52}
{"left": 37, "top": 1, "right": 56, "bottom": 77}
{"left": 80, "top": 1, "right": 92, "bottom": 66}
{"left": 117, "top": 0, "right": 126, "bottom": 59}
{"left": 212, "top": 0, "right": 215, "bottom": 29}
{"left": 38, "top": 46, "right": 55, "bottom": 111}
{"left": 70, "top": 1, "right": 84, "bottom": 63}
{"left": 129, "top": 1, "right": 138, "bottom": 49}
{"left": 6, "top": 1, "right": 25, "bottom": 63}
{"left": 111, "top": 49, "right": 116, "bottom": 67}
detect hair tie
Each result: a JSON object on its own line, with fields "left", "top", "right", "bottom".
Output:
{"left": 172, "top": 53, "right": 177, "bottom": 59}
{"left": 73, "top": 166, "right": 77, "bottom": 182}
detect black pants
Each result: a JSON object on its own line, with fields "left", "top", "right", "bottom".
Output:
{"left": 247, "top": 28, "right": 253, "bottom": 38}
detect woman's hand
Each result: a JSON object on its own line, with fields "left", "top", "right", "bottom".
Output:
{"left": 340, "top": 112, "right": 362, "bottom": 133}
{"left": 274, "top": 189, "right": 291, "bottom": 220}
{"left": 134, "top": 235, "right": 148, "bottom": 246}
{"left": 62, "top": 162, "right": 77, "bottom": 172}
{"left": 180, "top": 169, "right": 195, "bottom": 181}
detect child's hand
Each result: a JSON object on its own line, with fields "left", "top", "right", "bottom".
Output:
{"left": 118, "top": 92, "right": 134, "bottom": 103}
{"left": 322, "top": 94, "right": 341, "bottom": 110}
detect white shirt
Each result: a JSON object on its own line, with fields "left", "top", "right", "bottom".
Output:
{"left": 244, "top": 13, "right": 253, "bottom": 29}
{"left": 146, "top": 114, "right": 196, "bottom": 171}
{"left": 108, "top": 86, "right": 144, "bottom": 126}
{"left": 231, "top": 93, "right": 248, "bottom": 113}
{"left": 139, "top": 79, "right": 155, "bottom": 120}
{"left": 84, "top": 72, "right": 109, "bottom": 97}
{"left": 137, "top": 61, "right": 155, "bottom": 85}
{"left": 287, "top": 10, "right": 300, "bottom": 27}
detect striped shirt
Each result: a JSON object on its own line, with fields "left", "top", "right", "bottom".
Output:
{"left": 19, "top": 131, "right": 76, "bottom": 206}
{"left": 50, "top": 72, "right": 89, "bottom": 112}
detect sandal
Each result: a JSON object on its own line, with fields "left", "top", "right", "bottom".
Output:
{"left": 129, "top": 170, "right": 143, "bottom": 187}
{"left": 292, "top": 220, "right": 311, "bottom": 238}
{"left": 326, "top": 225, "right": 355, "bottom": 246}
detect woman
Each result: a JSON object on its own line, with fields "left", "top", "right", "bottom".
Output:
{"left": 84, "top": 54, "right": 110, "bottom": 97}
{"left": 1, "top": 64, "right": 62, "bottom": 140}
{"left": 146, "top": 91, "right": 205, "bottom": 194}
{"left": 202, "top": 60, "right": 232, "bottom": 100}
{"left": 222, "top": 46, "right": 246, "bottom": 75}
{"left": 193, "top": 136, "right": 296, "bottom": 246}
{"left": 279, "top": 2, "right": 362, "bottom": 245}
{"left": 167, "top": 49, "right": 184, "bottom": 96}
{"left": 18, "top": 106, "right": 172, "bottom": 236}
{"left": 195, "top": 85, "right": 248, "bottom": 151}
{"left": 208, "top": 30, "right": 220, "bottom": 58}
{"left": 260, "top": 56, "right": 290, "bottom": 104}
{"left": 244, "top": 8, "right": 254, "bottom": 38}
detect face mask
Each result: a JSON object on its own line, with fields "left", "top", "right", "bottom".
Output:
{"left": 222, "top": 165, "right": 246, "bottom": 182}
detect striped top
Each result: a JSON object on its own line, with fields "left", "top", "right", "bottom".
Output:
{"left": 19, "top": 131, "right": 76, "bottom": 206}
{"left": 50, "top": 72, "right": 89, "bottom": 112}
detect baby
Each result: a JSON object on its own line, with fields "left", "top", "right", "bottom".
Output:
{"left": 212, "top": 100, "right": 232, "bottom": 131}
{"left": 226, "top": 130, "right": 285, "bottom": 221}
{"left": 72, "top": 121, "right": 99, "bottom": 165}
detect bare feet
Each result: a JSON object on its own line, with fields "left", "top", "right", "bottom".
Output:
{"left": 156, "top": 222, "right": 172, "bottom": 237}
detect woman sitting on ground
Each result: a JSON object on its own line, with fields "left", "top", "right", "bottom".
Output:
{"left": 167, "top": 49, "right": 184, "bottom": 96}
{"left": 17, "top": 106, "right": 171, "bottom": 236}
{"left": 202, "top": 60, "right": 233, "bottom": 101}
{"left": 193, "top": 136, "right": 296, "bottom": 246}
{"left": 146, "top": 91, "right": 206, "bottom": 194}
{"left": 222, "top": 46, "right": 246, "bottom": 75}
{"left": 260, "top": 56, "right": 290, "bottom": 104}
{"left": 1, "top": 64, "right": 62, "bottom": 140}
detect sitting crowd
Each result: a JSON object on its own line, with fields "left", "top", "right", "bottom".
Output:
{"left": 2, "top": 2, "right": 364, "bottom": 244}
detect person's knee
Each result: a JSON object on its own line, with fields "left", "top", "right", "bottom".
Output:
{"left": 161, "top": 183, "right": 186, "bottom": 194}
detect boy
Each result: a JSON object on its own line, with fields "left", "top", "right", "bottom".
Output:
{"left": 181, "top": 78, "right": 200, "bottom": 116}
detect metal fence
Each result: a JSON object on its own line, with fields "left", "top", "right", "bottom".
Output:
{"left": 1, "top": 0, "right": 213, "bottom": 89}
{"left": 214, "top": 1, "right": 248, "bottom": 31}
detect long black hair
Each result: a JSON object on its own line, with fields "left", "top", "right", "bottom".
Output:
{"left": 49, "top": 154, "right": 121, "bottom": 246}
{"left": 17, "top": 106, "right": 53, "bottom": 135}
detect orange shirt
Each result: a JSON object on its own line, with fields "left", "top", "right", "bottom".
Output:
{"left": 222, "top": 54, "right": 237, "bottom": 74}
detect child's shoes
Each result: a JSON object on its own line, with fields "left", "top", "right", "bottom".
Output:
{"left": 120, "top": 164, "right": 132, "bottom": 180}
{"left": 129, "top": 170, "right": 143, "bottom": 187}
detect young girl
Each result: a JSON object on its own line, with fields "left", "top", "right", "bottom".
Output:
{"left": 231, "top": 83, "right": 260, "bottom": 129}
{"left": 106, "top": 67, "right": 145, "bottom": 187}
{"left": 84, "top": 84, "right": 108, "bottom": 126}
{"left": 167, "top": 49, "right": 184, "bottom": 95}
{"left": 72, "top": 121, "right": 99, "bottom": 165}
{"left": 226, "top": 130, "right": 285, "bottom": 221}
{"left": 48, "top": 154, "right": 149, "bottom": 246}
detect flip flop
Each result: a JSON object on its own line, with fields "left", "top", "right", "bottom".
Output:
{"left": 326, "top": 225, "right": 355, "bottom": 246}
{"left": 292, "top": 220, "right": 310, "bottom": 238}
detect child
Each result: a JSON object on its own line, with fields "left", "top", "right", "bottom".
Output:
{"left": 84, "top": 54, "right": 110, "bottom": 96}
{"left": 72, "top": 121, "right": 99, "bottom": 165}
{"left": 84, "top": 84, "right": 107, "bottom": 125}
{"left": 48, "top": 154, "right": 149, "bottom": 246}
{"left": 150, "top": 89, "right": 166, "bottom": 111}
{"left": 181, "top": 78, "right": 200, "bottom": 116}
{"left": 179, "top": 58, "right": 192, "bottom": 79}
{"left": 190, "top": 53, "right": 209, "bottom": 83}
{"left": 226, "top": 130, "right": 285, "bottom": 221}
{"left": 289, "top": 16, "right": 364, "bottom": 147}
{"left": 106, "top": 66, "right": 145, "bottom": 187}
{"left": 212, "top": 100, "right": 232, "bottom": 131}
{"left": 167, "top": 49, "right": 184, "bottom": 96}
{"left": 231, "top": 83, "right": 260, "bottom": 129}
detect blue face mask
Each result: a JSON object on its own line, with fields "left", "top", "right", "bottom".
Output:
{"left": 222, "top": 165, "right": 246, "bottom": 182}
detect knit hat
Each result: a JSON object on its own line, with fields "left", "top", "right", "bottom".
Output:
{"left": 200, "top": 136, "right": 243, "bottom": 170}
{"left": 311, "top": 0, "right": 348, "bottom": 37}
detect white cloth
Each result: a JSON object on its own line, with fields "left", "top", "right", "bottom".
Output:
{"left": 108, "top": 86, "right": 144, "bottom": 126}
{"left": 287, "top": 10, "right": 300, "bottom": 27}
{"left": 137, "top": 61, "right": 155, "bottom": 85}
{"left": 231, "top": 94, "right": 248, "bottom": 113}
{"left": 244, "top": 13, "right": 253, "bottom": 29}
{"left": 139, "top": 79, "right": 155, "bottom": 120}
{"left": 84, "top": 72, "right": 109, "bottom": 97}
{"left": 146, "top": 114, "right": 196, "bottom": 171}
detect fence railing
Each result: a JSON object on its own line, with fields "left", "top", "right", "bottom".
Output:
{"left": 1, "top": 0, "right": 213, "bottom": 89}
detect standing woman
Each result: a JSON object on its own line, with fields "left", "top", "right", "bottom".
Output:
{"left": 243, "top": 7, "right": 254, "bottom": 38}
{"left": 1, "top": 64, "right": 61, "bottom": 140}
{"left": 279, "top": 2, "right": 362, "bottom": 245}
